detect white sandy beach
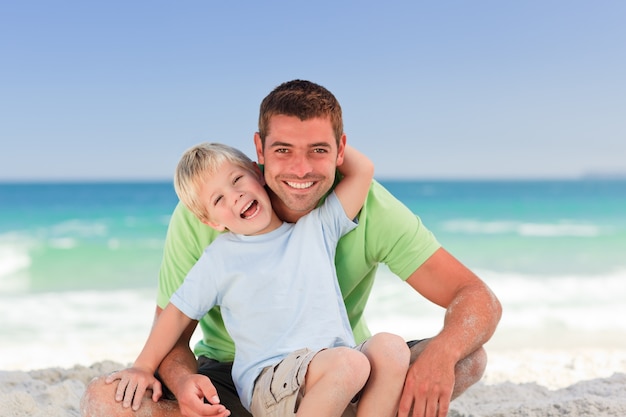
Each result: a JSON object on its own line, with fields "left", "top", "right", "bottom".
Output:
{"left": 2, "top": 282, "right": 626, "bottom": 416}
{"left": 2, "top": 348, "right": 626, "bottom": 417}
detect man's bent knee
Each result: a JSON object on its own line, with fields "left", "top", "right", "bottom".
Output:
{"left": 80, "top": 375, "right": 175, "bottom": 417}
{"left": 408, "top": 339, "right": 487, "bottom": 400}
{"left": 452, "top": 346, "right": 487, "bottom": 399}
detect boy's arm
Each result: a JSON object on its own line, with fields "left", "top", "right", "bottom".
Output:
{"left": 334, "top": 144, "right": 374, "bottom": 220}
{"left": 105, "top": 303, "right": 193, "bottom": 410}
{"left": 133, "top": 303, "right": 193, "bottom": 371}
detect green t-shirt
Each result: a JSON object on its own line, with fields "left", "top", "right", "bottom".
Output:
{"left": 157, "top": 179, "right": 441, "bottom": 362}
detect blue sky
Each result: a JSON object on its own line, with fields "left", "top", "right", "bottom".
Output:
{"left": 1, "top": 1, "right": 625, "bottom": 181}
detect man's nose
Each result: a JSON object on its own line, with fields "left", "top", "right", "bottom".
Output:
{"left": 289, "top": 153, "right": 313, "bottom": 177}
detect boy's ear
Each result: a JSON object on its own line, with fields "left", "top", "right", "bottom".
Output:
{"left": 201, "top": 219, "right": 226, "bottom": 232}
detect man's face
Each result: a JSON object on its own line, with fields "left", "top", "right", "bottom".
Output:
{"left": 254, "top": 115, "right": 346, "bottom": 221}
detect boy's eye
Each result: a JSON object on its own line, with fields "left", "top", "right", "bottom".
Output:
{"left": 233, "top": 175, "right": 243, "bottom": 184}
{"left": 214, "top": 195, "right": 223, "bottom": 205}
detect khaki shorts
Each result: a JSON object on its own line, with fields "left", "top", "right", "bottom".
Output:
{"left": 250, "top": 347, "right": 363, "bottom": 417}
{"left": 250, "top": 348, "right": 318, "bottom": 417}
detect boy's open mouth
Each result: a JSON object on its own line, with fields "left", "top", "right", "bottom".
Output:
{"left": 240, "top": 200, "right": 259, "bottom": 219}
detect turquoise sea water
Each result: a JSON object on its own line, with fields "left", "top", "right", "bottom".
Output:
{"left": 1, "top": 180, "right": 625, "bottom": 369}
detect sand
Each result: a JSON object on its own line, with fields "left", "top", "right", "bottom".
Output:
{"left": 2, "top": 349, "right": 626, "bottom": 417}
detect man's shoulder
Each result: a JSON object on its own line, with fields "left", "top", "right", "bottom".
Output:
{"left": 362, "top": 179, "right": 405, "bottom": 212}
{"left": 169, "top": 201, "right": 222, "bottom": 240}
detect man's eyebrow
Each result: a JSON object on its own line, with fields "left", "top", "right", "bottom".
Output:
{"left": 309, "top": 142, "right": 332, "bottom": 148}
{"left": 268, "top": 141, "right": 293, "bottom": 148}
{"left": 268, "top": 141, "right": 333, "bottom": 148}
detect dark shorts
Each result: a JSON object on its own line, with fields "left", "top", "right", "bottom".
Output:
{"left": 159, "top": 357, "right": 252, "bottom": 417}
{"left": 159, "top": 340, "right": 424, "bottom": 417}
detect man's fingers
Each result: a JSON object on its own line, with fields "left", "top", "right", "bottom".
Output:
{"left": 437, "top": 396, "right": 450, "bottom": 417}
{"left": 425, "top": 397, "right": 437, "bottom": 417}
{"left": 151, "top": 380, "right": 163, "bottom": 403}
{"left": 198, "top": 376, "right": 220, "bottom": 405}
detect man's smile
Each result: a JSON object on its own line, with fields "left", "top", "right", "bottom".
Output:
{"left": 285, "top": 181, "right": 315, "bottom": 190}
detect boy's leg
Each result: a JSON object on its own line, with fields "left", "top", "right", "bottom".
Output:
{"left": 297, "top": 347, "right": 371, "bottom": 417}
{"left": 356, "top": 332, "right": 410, "bottom": 417}
{"left": 250, "top": 347, "right": 369, "bottom": 417}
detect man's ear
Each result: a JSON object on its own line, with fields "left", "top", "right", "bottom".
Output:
{"left": 336, "top": 133, "right": 347, "bottom": 166}
{"left": 251, "top": 162, "right": 265, "bottom": 185}
{"left": 253, "top": 132, "right": 265, "bottom": 165}
{"left": 201, "top": 218, "right": 226, "bottom": 232}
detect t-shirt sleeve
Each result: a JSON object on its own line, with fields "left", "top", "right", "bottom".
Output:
{"left": 364, "top": 181, "right": 441, "bottom": 280}
{"left": 169, "top": 251, "right": 219, "bottom": 321}
{"left": 318, "top": 191, "right": 358, "bottom": 241}
{"left": 157, "top": 202, "right": 221, "bottom": 308}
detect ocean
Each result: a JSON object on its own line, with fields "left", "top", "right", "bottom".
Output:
{"left": 1, "top": 180, "right": 626, "bottom": 371}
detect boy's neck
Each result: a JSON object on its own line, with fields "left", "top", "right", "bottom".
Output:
{"left": 237, "top": 209, "right": 283, "bottom": 236}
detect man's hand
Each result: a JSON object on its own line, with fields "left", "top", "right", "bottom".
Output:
{"left": 398, "top": 346, "right": 455, "bottom": 417}
{"left": 106, "top": 366, "right": 162, "bottom": 411}
{"left": 176, "top": 373, "right": 231, "bottom": 417}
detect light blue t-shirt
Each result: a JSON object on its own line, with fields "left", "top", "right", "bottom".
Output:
{"left": 170, "top": 192, "right": 356, "bottom": 410}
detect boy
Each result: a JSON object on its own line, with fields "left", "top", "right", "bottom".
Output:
{"left": 107, "top": 142, "right": 409, "bottom": 417}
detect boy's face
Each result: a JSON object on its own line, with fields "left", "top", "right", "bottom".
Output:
{"left": 254, "top": 115, "right": 346, "bottom": 222}
{"left": 198, "top": 161, "right": 277, "bottom": 236}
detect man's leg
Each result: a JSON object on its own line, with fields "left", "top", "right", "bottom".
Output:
{"left": 407, "top": 339, "right": 487, "bottom": 399}
{"left": 80, "top": 358, "right": 251, "bottom": 417}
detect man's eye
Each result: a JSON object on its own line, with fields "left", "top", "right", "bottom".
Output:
{"left": 276, "top": 148, "right": 288, "bottom": 153}
{"left": 313, "top": 148, "right": 328, "bottom": 153}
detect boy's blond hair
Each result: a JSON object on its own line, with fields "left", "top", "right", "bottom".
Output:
{"left": 174, "top": 142, "right": 256, "bottom": 223}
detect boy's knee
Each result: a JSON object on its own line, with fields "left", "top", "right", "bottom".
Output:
{"left": 333, "top": 347, "right": 371, "bottom": 386}
{"left": 367, "top": 332, "right": 411, "bottom": 368}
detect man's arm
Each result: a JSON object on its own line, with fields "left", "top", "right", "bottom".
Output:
{"left": 152, "top": 306, "right": 225, "bottom": 415}
{"left": 334, "top": 145, "right": 374, "bottom": 219}
{"left": 107, "top": 304, "right": 194, "bottom": 410}
{"left": 398, "top": 248, "right": 502, "bottom": 417}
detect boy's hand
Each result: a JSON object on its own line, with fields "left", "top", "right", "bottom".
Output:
{"left": 106, "top": 367, "right": 163, "bottom": 411}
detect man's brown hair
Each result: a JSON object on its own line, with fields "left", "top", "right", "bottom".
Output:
{"left": 257, "top": 80, "right": 343, "bottom": 147}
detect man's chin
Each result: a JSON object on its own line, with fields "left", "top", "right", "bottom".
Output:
{"left": 284, "top": 198, "right": 319, "bottom": 213}
{"left": 277, "top": 193, "right": 321, "bottom": 215}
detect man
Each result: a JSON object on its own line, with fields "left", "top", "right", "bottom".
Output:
{"left": 81, "top": 80, "right": 501, "bottom": 417}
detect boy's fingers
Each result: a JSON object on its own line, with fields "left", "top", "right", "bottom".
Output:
{"left": 132, "top": 383, "right": 146, "bottom": 411}
{"left": 105, "top": 370, "right": 121, "bottom": 384}
{"left": 122, "top": 380, "right": 137, "bottom": 409}
{"left": 114, "top": 377, "right": 128, "bottom": 402}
